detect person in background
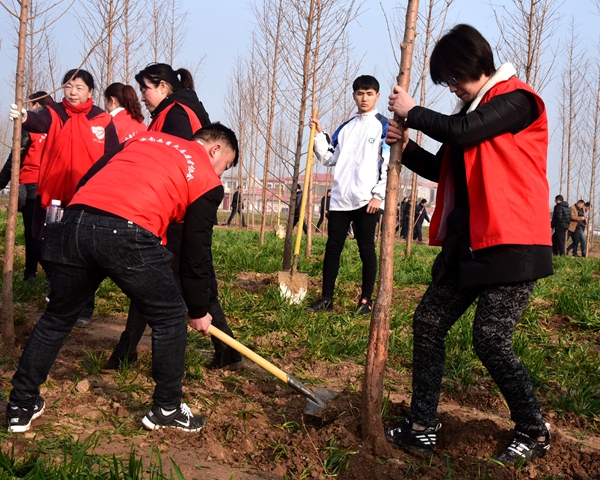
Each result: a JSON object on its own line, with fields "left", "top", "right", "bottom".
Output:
{"left": 385, "top": 24, "right": 552, "bottom": 466}
{"left": 551, "top": 195, "right": 570, "bottom": 255}
{"left": 0, "top": 92, "right": 54, "bottom": 282}
{"left": 413, "top": 199, "right": 430, "bottom": 243}
{"left": 401, "top": 199, "right": 411, "bottom": 239}
{"left": 567, "top": 199, "right": 586, "bottom": 257}
{"left": 316, "top": 189, "right": 331, "bottom": 233}
{"left": 104, "top": 63, "right": 242, "bottom": 371}
{"left": 227, "top": 186, "right": 247, "bottom": 227}
{"left": 104, "top": 82, "right": 147, "bottom": 142}
{"left": 292, "top": 184, "right": 308, "bottom": 234}
{"left": 9, "top": 69, "right": 119, "bottom": 326}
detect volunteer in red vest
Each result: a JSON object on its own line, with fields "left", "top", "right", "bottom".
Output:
{"left": 103, "top": 63, "right": 241, "bottom": 372}
{"left": 7, "top": 123, "right": 239, "bottom": 434}
{"left": 104, "top": 82, "right": 147, "bottom": 142}
{"left": 384, "top": 24, "right": 552, "bottom": 466}
{"left": 136, "top": 62, "right": 210, "bottom": 139}
{"left": 0, "top": 92, "right": 54, "bottom": 281}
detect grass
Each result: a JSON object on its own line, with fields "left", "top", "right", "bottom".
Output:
{"left": 2, "top": 218, "right": 600, "bottom": 476}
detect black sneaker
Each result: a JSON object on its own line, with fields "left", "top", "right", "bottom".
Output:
{"left": 355, "top": 297, "right": 373, "bottom": 316}
{"left": 306, "top": 297, "right": 333, "bottom": 313}
{"left": 385, "top": 418, "right": 441, "bottom": 455}
{"left": 101, "top": 349, "right": 138, "bottom": 371}
{"left": 7, "top": 397, "right": 45, "bottom": 433}
{"left": 206, "top": 346, "right": 244, "bottom": 370}
{"left": 495, "top": 424, "right": 551, "bottom": 466}
{"left": 142, "top": 403, "right": 206, "bottom": 432}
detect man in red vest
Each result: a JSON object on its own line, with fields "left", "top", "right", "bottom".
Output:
{"left": 6, "top": 124, "right": 238, "bottom": 434}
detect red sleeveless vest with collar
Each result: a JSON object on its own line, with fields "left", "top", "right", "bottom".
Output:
{"left": 148, "top": 102, "right": 202, "bottom": 134}
{"left": 429, "top": 76, "right": 551, "bottom": 250}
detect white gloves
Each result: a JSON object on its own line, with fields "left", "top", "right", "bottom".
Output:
{"left": 9, "top": 103, "right": 27, "bottom": 122}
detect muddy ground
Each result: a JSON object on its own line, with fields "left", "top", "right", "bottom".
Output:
{"left": 1, "top": 275, "right": 600, "bottom": 479}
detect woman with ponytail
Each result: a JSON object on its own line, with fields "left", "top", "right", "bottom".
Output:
{"left": 104, "top": 82, "right": 147, "bottom": 142}
{"left": 135, "top": 63, "right": 210, "bottom": 139}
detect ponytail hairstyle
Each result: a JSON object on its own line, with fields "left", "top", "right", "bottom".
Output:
{"left": 29, "top": 91, "right": 54, "bottom": 108}
{"left": 104, "top": 82, "right": 145, "bottom": 123}
{"left": 134, "top": 63, "right": 195, "bottom": 94}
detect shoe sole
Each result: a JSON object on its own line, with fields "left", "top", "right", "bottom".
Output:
{"left": 141, "top": 416, "right": 206, "bottom": 432}
{"left": 8, "top": 403, "right": 45, "bottom": 433}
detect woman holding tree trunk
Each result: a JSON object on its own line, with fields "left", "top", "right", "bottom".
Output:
{"left": 103, "top": 63, "right": 243, "bottom": 371}
{"left": 385, "top": 24, "right": 553, "bottom": 466}
{"left": 9, "top": 69, "right": 119, "bottom": 326}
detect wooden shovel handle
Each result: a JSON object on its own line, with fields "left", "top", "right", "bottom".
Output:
{"left": 208, "top": 325, "right": 288, "bottom": 384}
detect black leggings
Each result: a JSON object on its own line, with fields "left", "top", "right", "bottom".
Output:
{"left": 410, "top": 277, "right": 547, "bottom": 437}
{"left": 322, "top": 205, "right": 380, "bottom": 300}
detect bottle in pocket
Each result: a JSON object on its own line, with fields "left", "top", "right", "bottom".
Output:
{"left": 45, "top": 199, "right": 64, "bottom": 224}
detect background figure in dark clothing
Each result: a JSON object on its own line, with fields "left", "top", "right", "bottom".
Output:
{"left": 413, "top": 199, "right": 430, "bottom": 242}
{"left": 396, "top": 197, "right": 409, "bottom": 235}
{"left": 316, "top": 189, "right": 331, "bottom": 232}
{"left": 401, "top": 199, "right": 411, "bottom": 239}
{"left": 227, "top": 186, "right": 247, "bottom": 227}
{"left": 551, "top": 195, "right": 570, "bottom": 255}
{"left": 0, "top": 92, "right": 54, "bottom": 281}
{"left": 292, "top": 184, "right": 308, "bottom": 233}
{"left": 567, "top": 199, "right": 586, "bottom": 257}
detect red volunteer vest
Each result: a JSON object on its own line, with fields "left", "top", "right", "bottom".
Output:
{"left": 19, "top": 132, "right": 46, "bottom": 184}
{"left": 68, "top": 132, "right": 221, "bottom": 242}
{"left": 112, "top": 109, "right": 147, "bottom": 142}
{"left": 148, "top": 102, "right": 202, "bottom": 133}
{"left": 429, "top": 77, "right": 551, "bottom": 250}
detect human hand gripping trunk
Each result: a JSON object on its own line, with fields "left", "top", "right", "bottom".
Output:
{"left": 189, "top": 313, "right": 213, "bottom": 335}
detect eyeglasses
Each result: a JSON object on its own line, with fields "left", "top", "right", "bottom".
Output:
{"left": 439, "top": 77, "right": 458, "bottom": 87}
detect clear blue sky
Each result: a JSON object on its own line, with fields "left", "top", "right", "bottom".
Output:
{"left": 2, "top": 0, "right": 599, "bottom": 200}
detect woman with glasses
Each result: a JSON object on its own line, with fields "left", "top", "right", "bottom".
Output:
{"left": 385, "top": 24, "right": 552, "bottom": 466}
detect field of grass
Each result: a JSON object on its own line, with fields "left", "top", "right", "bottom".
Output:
{"left": 1, "top": 218, "right": 600, "bottom": 478}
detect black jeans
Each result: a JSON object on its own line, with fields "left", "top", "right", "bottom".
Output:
{"left": 21, "top": 185, "right": 42, "bottom": 279}
{"left": 227, "top": 207, "right": 246, "bottom": 227}
{"left": 413, "top": 223, "right": 424, "bottom": 242}
{"left": 10, "top": 211, "right": 187, "bottom": 410}
{"left": 322, "top": 205, "right": 381, "bottom": 300}
{"left": 552, "top": 227, "right": 567, "bottom": 255}
{"left": 409, "top": 276, "right": 547, "bottom": 437}
{"left": 113, "top": 223, "right": 234, "bottom": 358}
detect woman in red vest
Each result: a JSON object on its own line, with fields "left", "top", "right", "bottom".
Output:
{"left": 135, "top": 63, "right": 210, "bottom": 139}
{"left": 104, "top": 64, "right": 242, "bottom": 371}
{"left": 104, "top": 83, "right": 147, "bottom": 142}
{"left": 385, "top": 25, "right": 552, "bottom": 466}
{"left": 1, "top": 92, "right": 54, "bottom": 281}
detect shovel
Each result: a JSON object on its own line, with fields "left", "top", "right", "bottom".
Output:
{"left": 278, "top": 108, "right": 318, "bottom": 304}
{"left": 208, "top": 324, "right": 336, "bottom": 416}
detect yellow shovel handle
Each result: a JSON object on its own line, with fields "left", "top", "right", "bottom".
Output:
{"left": 208, "top": 325, "right": 288, "bottom": 384}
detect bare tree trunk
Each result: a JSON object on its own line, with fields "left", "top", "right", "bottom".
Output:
{"left": 361, "top": 0, "right": 419, "bottom": 456}
{"left": 406, "top": 172, "right": 418, "bottom": 256}
{"left": 1, "top": 0, "right": 29, "bottom": 347}
{"left": 282, "top": 0, "right": 316, "bottom": 271}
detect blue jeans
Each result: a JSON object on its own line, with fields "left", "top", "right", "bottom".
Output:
{"left": 10, "top": 210, "right": 187, "bottom": 410}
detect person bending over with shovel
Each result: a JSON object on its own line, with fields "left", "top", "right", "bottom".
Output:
{"left": 6, "top": 124, "right": 238, "bottom": 433}
{"left": 306, "top": 75, "right": 390, "bottom": 316}
{"left": 385, "top": 24, "right": 553, "bottom": 466}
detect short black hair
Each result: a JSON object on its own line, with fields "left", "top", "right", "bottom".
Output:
{"left": 555, "top": 195, "right": 564, "bottom": 202}
{"left": 577, "top": 199, "right": 585, "bottom": 205}
{"left": 29, "top": 91, "right": 54, "bottom": 107}
{"left": 430, "top": 24, "right": 496, "bottom": 85}
{"left": 62, "top": 69, "right": 95, "bottom": 91}
{"left": 420, "top": 199, "right": 427, "bottom": 204}
{"left": 585, "top": 202, "right": 591, "bottom": 207}
{"left": 192, "top": 123, "right": 239, "bottom": 167}
{"left": 352, "top": 75, "right": 379, "bottom": 93}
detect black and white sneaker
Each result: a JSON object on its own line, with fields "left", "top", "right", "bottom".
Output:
{"left": 6, "top": 397, "right": 45, "bottom": 433}
{"left": 495, "top": 424, "right": 551, "bottom": 466}
{"left": 142, "top": 403, "right": 206, "bottom": 432}
{"left": 385, "top": 418, "right": 441, "bottom": 455}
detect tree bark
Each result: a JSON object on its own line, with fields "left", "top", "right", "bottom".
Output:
{"left": 1, "top": 0, "right": 29, "bottom": 347}
{"left": 361, "top": 0, "right": 419, "bottom": 456}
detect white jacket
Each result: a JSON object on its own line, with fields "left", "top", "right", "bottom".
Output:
{"left": 313, "top": 109, "right": 390, "bottom": 211}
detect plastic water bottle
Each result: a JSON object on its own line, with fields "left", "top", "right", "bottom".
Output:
{"left": 45, "top": 199, "right": 64, "bottom": 224}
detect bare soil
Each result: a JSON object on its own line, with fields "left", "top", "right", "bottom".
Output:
{"left": 2, "top": 280, "right": 600, "bottom": 479}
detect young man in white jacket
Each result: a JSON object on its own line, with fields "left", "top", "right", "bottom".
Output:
{"left": 307, "top": 75, "right": 389, "bottom": 315}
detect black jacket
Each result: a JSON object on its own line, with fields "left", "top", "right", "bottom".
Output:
{"left": 414, "top": 204, "right": 430, "bottom": 226}
{"left": 151, "top": 89, "right": 211, "bottom": 140}
{"left": 0, "top": 131, "right": 31, "bottom": 190}
{"left": 551, "top": 201, "right": 570, "bottom": 230}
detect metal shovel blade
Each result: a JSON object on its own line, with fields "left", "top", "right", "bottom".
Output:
{"left": 303, "top": 387, "right": 338, "bottom": 417}
{"left": 278, "top": 270, "right": 308, "bottom": 304}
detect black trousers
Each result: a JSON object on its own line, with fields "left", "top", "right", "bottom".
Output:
{"left": 410, "top": 276, "right": 547, "bottom": 437}
{"left": 21, "top": 196, "right": 43, "bottom": 279}
{"left": 322, "top": 205, "right": 380, "bottom": 300}
{"left": 552, "top": 227, "right": 567, "bottom": 255}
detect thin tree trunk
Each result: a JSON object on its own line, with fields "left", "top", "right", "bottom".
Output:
{"left": 2, "top": 0, "right": 29, "bottom": 347}
{"left": 406, "top": 172, "right": 418, "bottom": 255}
{"left": 361, "top": 0, "right": 419, "bottom": 456}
